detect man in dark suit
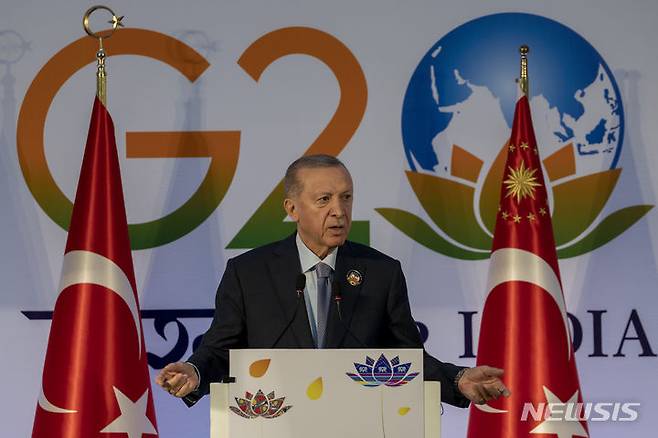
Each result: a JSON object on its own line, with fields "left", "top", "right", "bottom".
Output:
{"left": 156, "top": 154, "right": 510, "bottom": 407}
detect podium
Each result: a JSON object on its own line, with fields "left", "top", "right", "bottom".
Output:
{"left": 210, "top": 349, "right": 440, "bottom": 438}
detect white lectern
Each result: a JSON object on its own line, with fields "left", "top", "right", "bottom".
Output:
{"left": 210, "top": 349, "right": 441, "bottom": 438}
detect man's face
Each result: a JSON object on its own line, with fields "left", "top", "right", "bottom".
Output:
{"left": 284, "top": 165, "right": 353, "bottom": 258}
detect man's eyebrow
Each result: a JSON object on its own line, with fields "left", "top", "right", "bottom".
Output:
{"left": 312, "top": 189, "right": 351, "bottom": 197}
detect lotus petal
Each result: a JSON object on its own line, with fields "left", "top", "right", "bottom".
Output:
{"left": 543, "top": 143, "right": 576, "bottom": 182}
{"left": 406, "top": 171, "right": 492, "bottom": 250}
{"left": 306, "top": 377, "right": 323, "bottom": 400}
{"left": 236, "top": 398, "right": 251, "bottom": 415}
{"left": 389, "top": 362, "right": 412, "bottom": 385}
{"left": 373, "top": 354, "right": 393, "bottom": 383}
{"left": 268, "top": 397, "right": 284, "bottom": 411}
{"left": 479, "top": 142, "right": 509, "bottom": 234}
{"left": 552, "top": 169, "right": 620, "bottom": 246}
{"left": 265, "top": 397, "right": 285, "bottom": 417}
{"left": 387, "top": 372, "right": 419, "bottom": 387}
{"left": 265, "top": 406, "right": 292, "bottom": 418}
{"left": 346, "top": 373, "right": 365, "bottom": 383}
{"left": 230, "top": 406, "right": 253, "bottom": 419}
{"left": 375, "top": 208, "right": 489, "bottom": 260}
{"left": 558, "top": 205, "right": 653, "bottom": 258}
{"left": 249, "top": 358, "right": 270, "bottom": 378}
{"left": 251, "top": 390, "right": 269, "bottom": 416}
{"left": 450, "top": 144, "right": 483, "bottom": 183}
{"left": 346, "top": 373, "right": 379, "bottom": 387}
{"left": 354, "top": 361, "right": 373, "bottom": 378}
{"left": 348, "top": 362, "right": 378, "bottom": 386}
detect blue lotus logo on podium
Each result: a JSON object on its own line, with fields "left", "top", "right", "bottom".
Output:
{"left": 346, "top": 354, "right": 419, "bottom": 387}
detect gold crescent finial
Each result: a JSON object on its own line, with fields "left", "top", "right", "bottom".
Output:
{"left": 82, "top": 6, "right": 124, "bottom": 105}
{"left": 83, "top": 5, "right": 124, "bottom": 40}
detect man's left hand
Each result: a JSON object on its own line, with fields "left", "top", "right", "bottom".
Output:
{"left": 457, "top": 365, "right": 511, "bottom": 404}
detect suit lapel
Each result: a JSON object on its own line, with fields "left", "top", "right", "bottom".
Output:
{"left": 325, "top": 241, "right": 365, "bottom": 348}
{"left": 268, "top": 235, "right": 315, "bottom": 348}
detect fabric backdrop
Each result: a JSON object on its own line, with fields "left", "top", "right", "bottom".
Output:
{"left": 1, "top": 1, "right": 656, "bottom": 436}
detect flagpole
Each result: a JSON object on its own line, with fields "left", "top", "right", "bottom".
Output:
{"left": 32, "top": 7, "right": 159, "bottom": 437}
{"left": 467, "top": 44, "right": 589, "bottom": 437}
{"left": 519, "top": 44, "right": 529, "bottom": 96}
{"left": 82, "top": 5, "right": 124, "bottom": 104}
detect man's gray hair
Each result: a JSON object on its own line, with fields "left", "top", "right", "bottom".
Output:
{"left": 284, "top": 154, "right": 348, "bottom": 197}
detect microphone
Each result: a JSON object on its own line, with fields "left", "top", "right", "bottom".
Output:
{"left": 332, "top": 280, "right": 343, "bottom": 320}
{"left": 331, "top": 281, "right": 366, "bottom": 348}
{"left": 271, "top": 274, "right": 306, "bottom": 348}
{"left": 295, "top": 273, "right": 306, "bottom": 298}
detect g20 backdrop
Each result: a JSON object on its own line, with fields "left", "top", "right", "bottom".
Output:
{"left": 1, "top": 0, "right": 657, "bottom": 436}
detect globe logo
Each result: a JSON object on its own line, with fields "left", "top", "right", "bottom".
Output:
{"left": 377, "top": 13, "right": 652, "bottom": 259}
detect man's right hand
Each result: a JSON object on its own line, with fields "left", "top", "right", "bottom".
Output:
{"left": 155, "top": 362, "right": 199, "bottom": 398}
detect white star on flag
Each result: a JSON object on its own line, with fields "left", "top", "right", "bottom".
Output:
{"left": 100, "top": 387, "right": 157, "bottom": 438}
{"left": 530, "top": 386, "right": 588, "bottom": 438}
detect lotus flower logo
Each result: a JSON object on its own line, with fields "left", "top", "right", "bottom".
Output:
{"left": 377, "top": 143, "right": 653, "bottom": 259}
{"left": 386, "top": 13, "right": 653, "bottom": 260}
{"left": 346, "top": 354, "right": 419, "bottom": 387}
{"left": 230, "top": 389, "right": 292, "bottom": 419}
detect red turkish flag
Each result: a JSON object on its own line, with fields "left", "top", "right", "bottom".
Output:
{"left": 32, "top": 98, "right": 158, "bottom": 438}
{"left": 467, "top": 93, "right": 588, "bottom": 437}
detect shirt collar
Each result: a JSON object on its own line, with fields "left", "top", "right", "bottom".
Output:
{"left": 296, "top": 233, "right": 337, "bottom": 273}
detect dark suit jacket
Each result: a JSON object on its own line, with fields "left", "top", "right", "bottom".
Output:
{"left": 186, "top": 234, "right": 469, "bottom": 407}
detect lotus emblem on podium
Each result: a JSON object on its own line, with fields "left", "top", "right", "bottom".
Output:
{"left": 346, "top": 353, "right": 419, "bottom": 387}
{"left": 230, "top": 389, "right": 292, "bottom": 419}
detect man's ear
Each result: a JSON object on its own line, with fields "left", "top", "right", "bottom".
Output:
{"left": 283, "top": 198, "right": 298, "bottom": 222}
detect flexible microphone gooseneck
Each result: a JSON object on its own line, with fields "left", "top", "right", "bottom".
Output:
{"left": 332, "top": 281, "right": 367, "bottom": 348}
{"left": 271, "top": 274, "right": 307, "bottom": 348}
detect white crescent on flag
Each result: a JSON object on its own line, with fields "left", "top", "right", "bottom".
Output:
{"left": 38, "top": 389, "right": 77, "bottom": 414}
{"left": 38, "top": 250, "right": 143, "bottom": 414}
{"left": 475, "top": 247, "right": 571, "bottom": 417}
{"left": 58, "top": 250, "right": 142, "bottom": 356}
{"left": 486, "top": 247, "right": 571, "bottom": 359}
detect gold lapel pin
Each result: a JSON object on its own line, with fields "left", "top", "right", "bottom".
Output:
{"left": 346, "top": 269, "right": 362, "bottom": 286}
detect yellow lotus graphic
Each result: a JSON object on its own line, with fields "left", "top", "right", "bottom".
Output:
{"left": 377, "top": 142, "right": 653, "bottom": 259}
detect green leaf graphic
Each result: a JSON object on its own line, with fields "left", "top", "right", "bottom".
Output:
{"left": 406, "top": 172, "right": 492, "bottom": 250}
{"left": 557, "top": 205, "right": 653, "bottom": 258}
{"left": 376, "top": 208, "right": 490, "bottom": 260}
{"left": 552, "top": 169, "right": 620, "bottom": 246}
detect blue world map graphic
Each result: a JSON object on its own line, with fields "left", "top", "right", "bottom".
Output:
{"left": 401, "top": 13, "right": 624, "bottom": 177}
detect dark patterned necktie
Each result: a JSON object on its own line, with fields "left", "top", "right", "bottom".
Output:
{"left": 315, "top": 262, "right": 332, "bottom": 348}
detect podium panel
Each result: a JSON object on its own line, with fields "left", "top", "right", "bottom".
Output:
{"left": 210, "top": 349, "right": 441, "bottom": 438}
